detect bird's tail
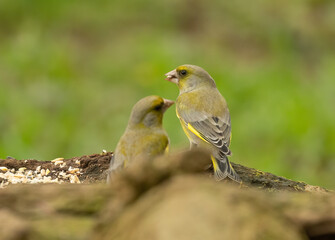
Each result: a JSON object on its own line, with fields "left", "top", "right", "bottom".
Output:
{"left": 211, "top": 152, "right": 241, "bottom": 183}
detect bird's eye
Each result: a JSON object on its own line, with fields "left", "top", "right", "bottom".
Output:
{"left": 154, "top": 105, "right": 162, "bottom": 111}
{"left": 179, "top": 69, "right": 187, "bottom": 76}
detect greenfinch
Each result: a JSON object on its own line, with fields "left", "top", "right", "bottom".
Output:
{"left": 107, "top": 95, "right": 174, "bottom": 182}
{"left": 165, "top": 64, "right": 241, "bottom": 183}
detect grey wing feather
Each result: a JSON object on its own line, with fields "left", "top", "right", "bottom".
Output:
{"left": 179, "top": 110, "right": 232, "bottom": 155}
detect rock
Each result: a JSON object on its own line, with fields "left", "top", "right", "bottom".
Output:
{"left": 0, "top": 209, "right": 30, "bottom": 240}
{"left": 95, "top": 175, "right": 312, "bottom": 240}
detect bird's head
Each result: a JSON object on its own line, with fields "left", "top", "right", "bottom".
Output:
{"left": 129, "top": 95, "right": 174, "bottom": 128}
{"left": 165, "top": 64, "right": 216, "bottom": 93}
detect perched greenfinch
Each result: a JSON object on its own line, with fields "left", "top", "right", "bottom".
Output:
{"left": 107, "top": 95, "right": 174, "bottom": 182}
{"left": 165, "top": 64, "right": 241, "bottom": 183}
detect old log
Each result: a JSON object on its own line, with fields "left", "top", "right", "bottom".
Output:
{"left": 0, "top": 149, "right": 333, "bottom": 240}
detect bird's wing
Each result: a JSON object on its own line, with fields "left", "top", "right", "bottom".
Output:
{"left": 177, "top": 109, "right": 232, "bottom": 155}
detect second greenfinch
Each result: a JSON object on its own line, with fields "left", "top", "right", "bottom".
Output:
{"left": 107, "top": 95, "right": 174, "bottom": 182}
{"left": 165, "top": 64, "right": 241, "bottom": 183}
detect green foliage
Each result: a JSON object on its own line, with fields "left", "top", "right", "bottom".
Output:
{"left": 0, "top": 0, "right": 334, "bottom": 188}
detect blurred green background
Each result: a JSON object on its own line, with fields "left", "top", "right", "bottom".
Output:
{"left": 0, "top": 0, "right": 334, "bottom": 188}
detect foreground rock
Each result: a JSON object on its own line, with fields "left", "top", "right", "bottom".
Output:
{"left": 95, "top": 176, "right": 335, "bottom": 240}
{"left": 0, "top": 150, "right": 333, "bottom": 240}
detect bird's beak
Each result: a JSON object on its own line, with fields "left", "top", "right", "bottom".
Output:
{"left": 162, "top": 98, "right": 175, "bottom": 112}
{"left": 165, "top": 69, "right": 178, "bottom": 84}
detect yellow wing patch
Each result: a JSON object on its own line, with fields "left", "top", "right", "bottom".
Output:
{"left": 211, "top": 155, "right": 218, "bottom": 172}
{"left": 177, "top": 108, "right": 209, "bottom": 143}
{"left": 176, "top": 108, "right": 180, "bottom": 118}
{"left": 181, "top": 122, "right": 191, "bottom": 139}
{"left": 165, "top": 144, "right": 169, "bottom": 154}
{"left": 187, "top": 123, "right": 209, "bottom": 143}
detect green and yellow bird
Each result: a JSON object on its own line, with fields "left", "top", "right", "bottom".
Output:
{"left": 107, "top": 95, "right": 174, "bottom": 182}
{"left": 165, "top": 65, "right": 241, "bottom": 182}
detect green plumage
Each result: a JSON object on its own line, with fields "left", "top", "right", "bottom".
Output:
{"left": 107, "top": 95, "right": 172, "bottom": 182}
{"left": 166, "top": 64, "right": 241, "bottom": 183}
